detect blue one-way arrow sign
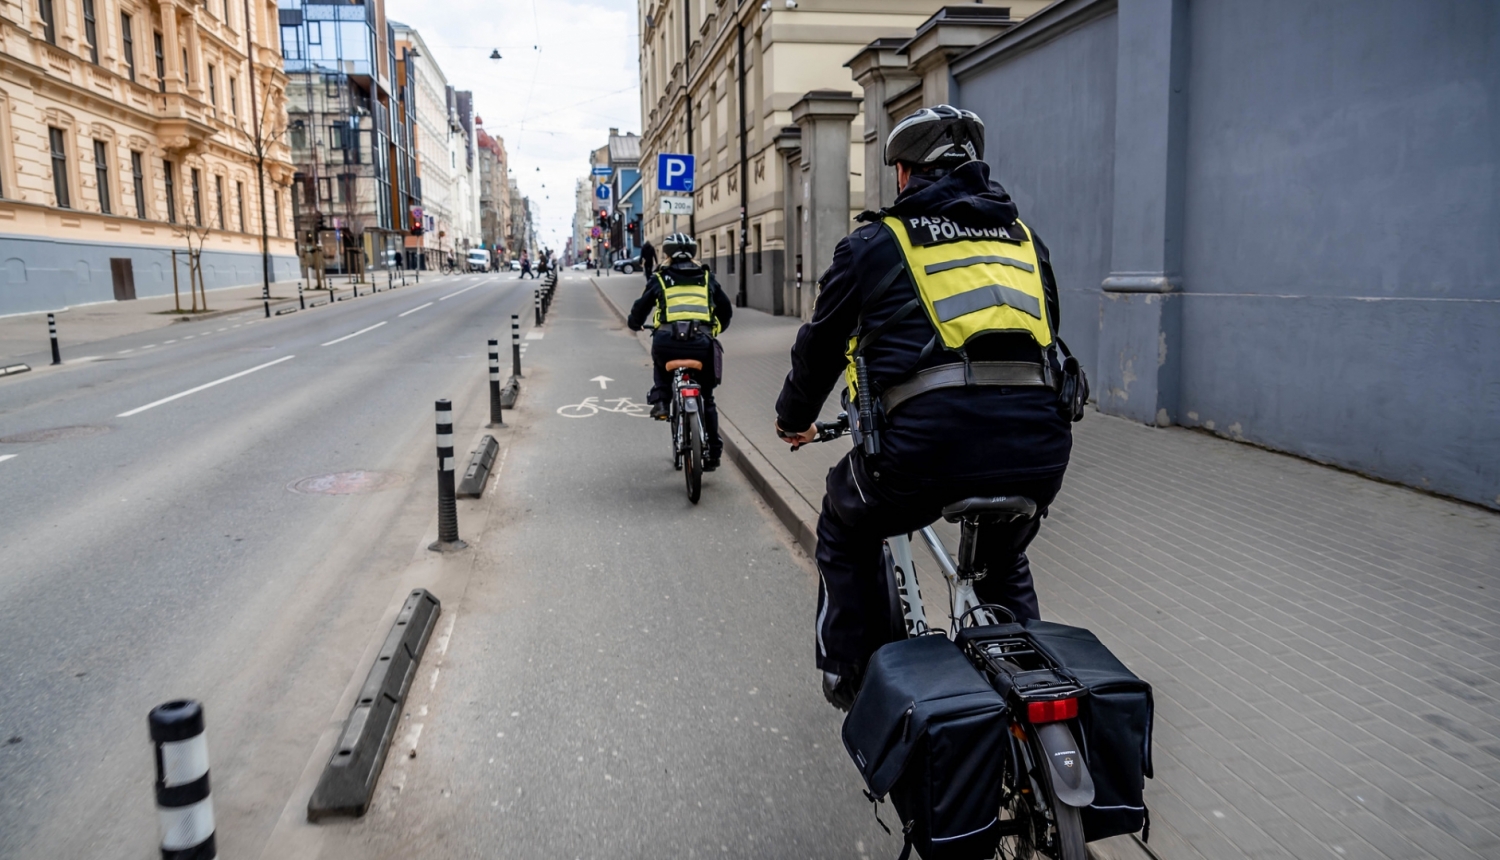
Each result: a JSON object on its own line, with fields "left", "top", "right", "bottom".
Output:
{"left": 657, "top": 153, "right": 695, "bottom": 193}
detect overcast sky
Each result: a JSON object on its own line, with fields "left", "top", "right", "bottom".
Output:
{"left": 385, "top": 0, "right": 640, "bottom": 252}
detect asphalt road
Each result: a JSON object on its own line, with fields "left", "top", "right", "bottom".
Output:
{"left": 0, "top": 270, "right": 896, "bottom": 859}
{"left": 0, "top": 270, "right": 541, "bottom": 857}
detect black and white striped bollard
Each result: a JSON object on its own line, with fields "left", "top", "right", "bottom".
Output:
{"left": 298, "top": 277, "right": 306, "bottom": 310}
{"left": 534, "top": 289, "right": 542, "bottom": 326}
{"left": 430, "top": 399, "right": 466, "bottom": 551}
{"left": 511, "top": 314, "right": 522, "bottom": 378}
{"left": 149, "top": 699, "right": 215, "bottom": 860}
{"left": 47, "top": 313, "right": 61, "bottom": 365}
{"left": 488, "top": 339, "right": 503, "bottom": 427}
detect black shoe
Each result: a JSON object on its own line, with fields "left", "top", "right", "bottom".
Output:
{"left": 703, "top": 456, "right": 720, "bottom": 472}
{"left": 822, "top": 669, "right": 861, "bottom": 712}
{"left": 650, "top": 402, "right": 669, "bottom": 420}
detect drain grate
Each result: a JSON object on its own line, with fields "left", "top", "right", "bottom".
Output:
{"left": 0, "top": 425, "right": 113, "bottom": 443}
{"left": 288, "top": 471, "right": 407, "bottom": 495}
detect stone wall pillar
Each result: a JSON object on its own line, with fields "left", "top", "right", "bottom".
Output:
{"left": 846, "top": 40, "right": 916, "bottom": 214}
{"left": 774, "top": 125, "right": 804, "bottom": 318}
{"left": 791, "top": 90, "right": 859, "bottom": 322}
{"left": 1098, "top": 0, "right": 1189, "bottom": 426}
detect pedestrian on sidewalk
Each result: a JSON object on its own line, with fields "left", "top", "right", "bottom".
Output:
{"left": 773, "top": 106, "right": 1085, "bottom": 710}
{"left": 640, "top": 240, "right": 657, "bottom": 278}
{"left": 627, "top": 233, "right": 733, "bottom": 470}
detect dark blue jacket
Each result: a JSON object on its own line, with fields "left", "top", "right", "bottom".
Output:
{"left": 774, "top": 161, "right": 1071, "bottom": 484}
{"left": 627, "top": 262, "right": 734, "bottom": 333}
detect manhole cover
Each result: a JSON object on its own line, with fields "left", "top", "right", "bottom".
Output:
{"left": 288, "top": 471, "right": 407, "bottom": 495}
{"left": 0, "top": 424, "right": 113, "bottom": 443}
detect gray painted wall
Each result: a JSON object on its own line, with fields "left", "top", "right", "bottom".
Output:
{"left": 953, "top": 9, "right": 1117, "bottom": 381}
{"left": 0, "top": 234, "right": 298, "bottom": 316}
{"left": 949, "top": 0, "right": 1499, "bottom": 508}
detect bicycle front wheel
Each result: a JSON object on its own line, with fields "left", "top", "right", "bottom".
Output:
{"left": 685, "top": 411, "right": 703, "bottom": 503}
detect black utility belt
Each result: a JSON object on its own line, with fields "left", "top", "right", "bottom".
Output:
{"left": 880, "top": 361, "right": 1053, "bottom": 415}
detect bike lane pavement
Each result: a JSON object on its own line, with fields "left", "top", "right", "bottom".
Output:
{"left": 311, "top": 273, "right": 902, "bottom": 858}
{"left": 594, "top": 276, "right": 1500, "bottom": 860}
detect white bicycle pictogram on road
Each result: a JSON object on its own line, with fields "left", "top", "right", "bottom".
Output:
{"left": 556, "top": 396, "right": 650, "bottom": 418}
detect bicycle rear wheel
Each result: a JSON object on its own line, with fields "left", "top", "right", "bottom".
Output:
{"left": 685, "top": 411, "right": 703, "bottom": 503}
{"left": 995, "top": 730, "right": 1087, "bottom": 860}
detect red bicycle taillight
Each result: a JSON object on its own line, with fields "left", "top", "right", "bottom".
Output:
{"left": 680, "top": 388, "right": 700, "bottom": 397}
{"left": 1026, "top": 697, "right": 1078, "bottom": 724}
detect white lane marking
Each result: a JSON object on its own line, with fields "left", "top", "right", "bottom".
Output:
{"left": 321, "top": 321, "right": 387, "bottom": 346}
{"left": 117, "top": 355, "right": 296, "bottom": 417}
{"left": 217, "top": 328, "right": 227, "bottom": 332}
{"left": 438, "top": 283, "right": 482, "bottom": 301}
{"left": 164, "top": 339, "right": 177, "bottom": 344}
{"left": 0, "top": 455, "right": 17, "bottom": 464}
{"left": 398, "top": 302, "right": 434, "bottom": 317}
{"left": 183, "top": 335, "right": 194, "bottom": 340}
{"left": 142, "top": 344, "right": 157, "bottom": 349}
{"left": 525, "top": 331, "right": 544, "bottom": 340}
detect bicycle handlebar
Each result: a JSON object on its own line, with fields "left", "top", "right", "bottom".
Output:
{"left": 785, "top": 412, "right": 850, "bottom": 452}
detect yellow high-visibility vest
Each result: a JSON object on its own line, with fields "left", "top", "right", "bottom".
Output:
{"left": 653, "top": 269, "right": 720, "bottom": 335}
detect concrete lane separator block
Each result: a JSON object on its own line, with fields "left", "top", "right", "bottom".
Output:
{"left": 307, "top": 588, "right": 441, "bottom": 821}
{"left": 500, "top": 376, "right": 520, "bottom": 409}
{"left": 1, "top": 363, "right": 31, "bottom": 376}
{"left": 456, "top": 434, "right": 500, "bottom": 498}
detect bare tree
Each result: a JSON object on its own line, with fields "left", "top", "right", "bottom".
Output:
{"left": 171, "top": 223, "right": 213, "bottom": 312}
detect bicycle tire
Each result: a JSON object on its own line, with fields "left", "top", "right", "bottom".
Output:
{"left": 685, "top": 410, "right": 703, "bottom": 503}
{"left": 996, "top": 732, "right": 1088, "bottom": 860}
{"left": 672, "top": 408, "right": 683, "bottom": 470}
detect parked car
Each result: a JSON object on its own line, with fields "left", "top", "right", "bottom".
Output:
{"left": 570, "top": 261, "right": 589, "bottom": 271}
{"left": 612, "top": 255, "right": 644, "bottom": 275}
{"left": 509, "top": 260, "right": 522, "bottom": 271}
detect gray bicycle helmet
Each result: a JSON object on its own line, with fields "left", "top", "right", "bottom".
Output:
{"left": 662, "top": 232, "right": 697, "bottom": 262}
{"left": 884, "top": 104, "right": 984, "bottom": 167}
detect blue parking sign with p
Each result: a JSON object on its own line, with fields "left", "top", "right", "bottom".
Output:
{"left": 657, "top": 153, "right": 695, "bottom": 193}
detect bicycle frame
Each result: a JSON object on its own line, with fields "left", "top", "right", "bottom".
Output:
{"left": 887, "top": 527, "right": 1001, "bottom": 637}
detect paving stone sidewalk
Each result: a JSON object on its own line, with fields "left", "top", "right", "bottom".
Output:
{"left": 595, "top": 276, "right": 1500, "bottom": 860}
{"left": 0, "top": 272, "right": 444, "bottom": 364}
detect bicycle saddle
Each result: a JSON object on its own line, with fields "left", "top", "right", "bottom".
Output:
{"left": 665, "top": 359, "right": 703, "bottom": 371}
{"left": 941, "top": 496, "right": 1037, "bottom": 523}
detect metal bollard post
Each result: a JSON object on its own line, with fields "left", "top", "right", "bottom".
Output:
{"left": 511, "top": 314, "right": 522, "bottom": 378}
{"left": 534, "top": 290, "right": 542, "bottom": 326}
{"left": 430, "top": 399, "right": 466, "bottom": 551}
{"left": 150, "top": 699, "right": 216, "bottom": 860}
{"left": 47, "top": 313, "right": 61, "bottom": 365}
{"left": 298, "top": 278, "right": 306, "bottom": 310}
{"left": 488, "top": 340, "right": 503, "bottom": 427}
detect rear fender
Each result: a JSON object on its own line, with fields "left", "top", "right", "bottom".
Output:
{"left": 1036, "top": 721, "right": 1095, "bottom": 808}
{"left": 682, "top": 397, "right": 699, "bottom": 413}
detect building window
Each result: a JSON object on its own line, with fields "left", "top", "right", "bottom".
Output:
{"left": 215, "top": 174, "right": 225, "bottom": 229}
{"left": 273, "top": 189, "right": 282, "bottom": 237}
{"left": 207, "top": 65, "right": 217, "bottom": 106}
{"left": 753, "top": 224, "right": 763, "bottom": 274}
{"left": 38, "top": 0, "right": 56, "bottom": 44}
{"left": 318, "top": 177, "right": 332, "bottom": 202}
{"left": 727, "top": 231, "right": 735, "bottom": 274}
{"left": 131, "top": 151, "right": 146, "bottom": 218}
{"left": 236, "top": 181, "right": 245, "bottom": 232}
{"left": 82, "top": 0, "right": 99, "bottom": 63}
{"left": 191, "top": 168, "right": 203, "bottom": 225}
{"left": 121, "top": 13, "right": 136, "bottom": 81}
{"left": 228, "top": 76, "right": 238, "bottom": 116}
{"left": 93, "top": 140, "right": 111, "bottom": 215}
{"left": 48, "top": 127, "right": 69, "bottom": 209}
{"left": 181, "top": 49, "right": 189, "bottom": 86}
{"left": 708, "top": 234, "right": 716, "bottom": 273}
{"left": 163, "top": 160, "right": 177, "bottom": 223}
{"left": 154, "top": 32, "right": 165, "bottom": 93}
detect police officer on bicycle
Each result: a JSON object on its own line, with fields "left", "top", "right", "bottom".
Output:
{"left": 773, "top": 106, "right": 1088, "bottom": 710}
{"left": 628, "top": 232, "right": 734, "bottom": 470}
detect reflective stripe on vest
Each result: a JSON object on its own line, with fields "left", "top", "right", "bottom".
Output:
{"left": 653, "top": 271, "right": 719, "bottom": 334}
{"left": 882, "top": 216, "right": 1053, "bottom": 350}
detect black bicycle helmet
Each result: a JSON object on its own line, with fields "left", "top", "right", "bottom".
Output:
{"left": 662, "top": 232, "right": 697, "bottom": 262}
{"left": 884, "top": 104, "right": 985, "bottom": 167}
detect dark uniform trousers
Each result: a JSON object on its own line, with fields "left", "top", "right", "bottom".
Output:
{"left": 814, "top": 450, "right": 1065, "bottom": 677}
{"left": 648, "top": 328, "right": 722, "bottom": 459}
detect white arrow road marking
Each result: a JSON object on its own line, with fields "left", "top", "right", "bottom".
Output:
{"left": 591, "top": 376, "right": 613, "bottom": 389}
{"left": 0, "top": 455, "right": 17, "bottom": 464}
{"left": 117, "top": 355, "right": 296, "bottom": 417}
{"left": 398, "top": 302, "right": 434, "bottom": 317}
{"left": 321, "top": 321, "right": 387, "bottom": 346}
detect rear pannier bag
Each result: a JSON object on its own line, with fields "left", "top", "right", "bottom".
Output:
{"left": 1024, "top": 620, "right": 1154, "bottom": 842}
{"left": 842, "top": 634, "right": 1009, "bottom": 860}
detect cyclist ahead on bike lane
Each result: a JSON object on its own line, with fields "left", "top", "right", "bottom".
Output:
{"left": 627, "top": 233, "right": 734, "bottom": 470}
{"left": 773, "top": 106, "right": 1087, "bottom": 710}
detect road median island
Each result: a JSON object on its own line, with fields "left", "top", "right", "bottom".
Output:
{"left": 307, "top": 588, "right": 441, "bottom": 821}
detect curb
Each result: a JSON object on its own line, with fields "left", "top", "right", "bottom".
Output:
{"left": 307, "top": 588, "right": 441, "bottom": 820}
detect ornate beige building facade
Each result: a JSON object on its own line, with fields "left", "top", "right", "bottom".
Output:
{"left": 0, "top": 0, "right": 296, "bottom": 316}
{"left": 635, "top": 1, "right": 1046, "bottom": 317}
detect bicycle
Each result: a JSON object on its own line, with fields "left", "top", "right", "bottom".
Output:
{"left": 661, "top": 358, "right": 708, "bottom": 504}
{"left": 801, "top": 412, "right": 1091, "bottom": 860}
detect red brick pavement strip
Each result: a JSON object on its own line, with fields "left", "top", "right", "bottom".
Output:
{"left": 589, "top": 276, "right": 1500, "bottom": 860}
